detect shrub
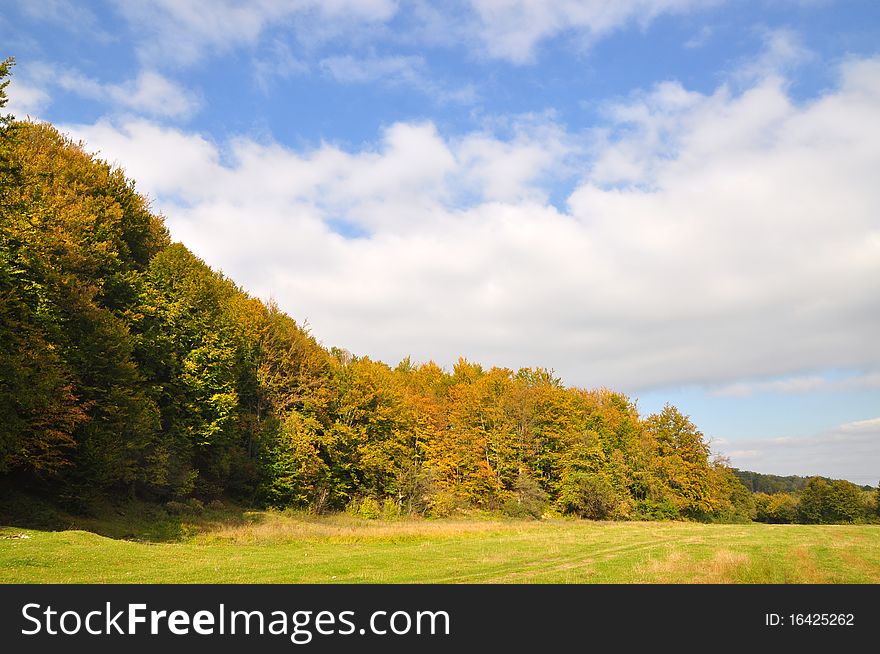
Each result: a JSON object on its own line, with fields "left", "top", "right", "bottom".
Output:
{"left": 633, "top": 498, "right": 680, "bottom": 521}
{"left": 428, "top": 490, "right": 467, "bottom": 518}
{"left": 754, "top": 492, "right": 799, "bottom": 524}
{"left": 164, "top": 500, "right": 189, "bottom": 515}
{"left": 396, "top": 462, "right": 435, "bottom": 516}
{"left": 357, "top": 497, "right": 381, "bottom": 520}
{"left": 381, "top": 498, "right": 400, "bottom": 520}
{"left": 501, "top": 473, "right": 547, "bottom": 519}
{"left": 557, "top": 472, "right": 619, "bottom": 519}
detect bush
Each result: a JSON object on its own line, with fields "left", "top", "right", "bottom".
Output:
{"left": 557, "top": 472, "right": 619, "bottom": 519}
{"left": 381, "top": 498, "right": 400, "bottom": 520}
{"left": 395, "top": 462, "right": 435, "bottom": 515}
{"left": 874, "top": 483, "right": 880, "bottom": 520}
{"left": 348, "top": 497, "right": 381, "bottom": 520}
{"left": 501, "top": 473, "right": 547, "bottom": 519}
{"left": 164, "top": 498, "right": 205, "bottom": 516}
{"left": 754, "top": 492, "right": 799, "bottom": 523}
{"left": 428, "top": 490, "right": 467, "bottom": 518}
{"left": 633, "top": 498, "right": 680, "bottom": 521}
{"left": 164, "top": 500, "right": 189, "bottom": 515}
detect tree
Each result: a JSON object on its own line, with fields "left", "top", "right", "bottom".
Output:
{"left": 707, "top": 461, "right": 755, "bottom": 522}
{"left": 799, "top": 477, "right": 864, "bottom": 524}
{"left": 0, "top": 305, "right": 86, "bottom": 476}
{"left": 0, "top": 58, "right": 89, "bottom": 477}
{"left": 261, "top": 412, "right": 327, "bottom": 508}
{"left": 876, "top": 481, "right": 880, "bottom": 519}
{"left": 0, "top": 56, "right": 12, "bottom": 121}
{"left": 502, "top": 470, "right": 547, "bottom": 519}
{"left": 644, "top": 405, "right": 715, "bottom": 516}
{"left": 753, "top": 492, "right": 799, "bottom": 523}
{"left": 0, "top": 61, "right": 756, "bottom": 520}
{"left": 135, "top": 244, "right": 247, "bottom": 496}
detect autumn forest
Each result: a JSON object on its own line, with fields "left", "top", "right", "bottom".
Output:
{"left": 1, "top": 59, "right": 876, "bottom": 526}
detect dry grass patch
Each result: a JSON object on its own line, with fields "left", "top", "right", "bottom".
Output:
{"left": 792, "top": 546, "right": 830, "bottom": 583}
{"left": 635, "top": 548, "right": 749, "bottom": 583}
{"left": 198, "top": 512, "right": 539, "bottom": 545}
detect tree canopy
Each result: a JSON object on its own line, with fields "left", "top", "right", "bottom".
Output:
{"left": 1, "top": 61, "right": 875, "bottom": 524}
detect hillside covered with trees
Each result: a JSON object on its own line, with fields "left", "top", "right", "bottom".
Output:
{"left": 1, "top": 59, "right": 876, "bottom": 525}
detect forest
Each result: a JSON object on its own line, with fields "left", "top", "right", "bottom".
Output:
{"left": 1, "top": 58, "right": 877, "bottom": 526}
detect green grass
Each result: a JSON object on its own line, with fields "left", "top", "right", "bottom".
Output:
{"left": 2, "top": 510, "right": 880, "bottom": 583}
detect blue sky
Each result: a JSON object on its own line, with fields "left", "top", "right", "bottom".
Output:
{"left": 3, "top": 0, "right": 879, "bottom": 483}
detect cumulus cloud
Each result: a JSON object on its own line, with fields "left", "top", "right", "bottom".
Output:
{"left": 24, "top": 65, "right": 201, "bottom": 119}
{"left": 4, "top": 76, "right": 50, "bottom": 119}
{"left": 94, "top": 71, "right": 201, "bottom": 119}
{"left": 63, "top": 55, "right": 880, "bottom": 396}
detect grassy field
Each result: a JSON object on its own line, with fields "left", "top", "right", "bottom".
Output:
{"left": 2, "top": 509, "right": 880, "bottom": 583}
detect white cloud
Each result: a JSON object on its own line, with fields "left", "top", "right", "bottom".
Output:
{"left": 106, "top": 0, "right": 723, "bottom": 69}
{"left": 20, "top": 0, "right": 105, "bottom": 37}
{"left": 734, "top": 28, "right": 813, "bottom": 84}
{"left": 718, "top": 417, "right": 880, "bottom": 483}
{"left": 100, "top": 71, "right": 201, "bottom": 119}
{"left": 321, "top": 54, "right": 423, "bottom": 83}
{"left": 5, "top": 77, "right": 50, "bottom": 118}
{"left": 711, "top": 372, "right": 880, "bottom": 398}
{"left": 318, "top": 54, "right": 477, "bottom": 103}
{"left": 837, "top": 417, "right": 880, "bottom": 435}
{"left": 683, "top": 25, "right": 713, "bottom": 49}
{"left": 25, "top": 65, "right": 201, "bottom": 119}
{"left": 68, "top": 119, "right": 221, "bottom": 196}
{"left": 466, "top": 0, "right": 719, "bottom": 63}
{"left": 63, "top": 55, "right": 880, "bottom": 397}
{"left": 112, "top": 0, "right": 399, "bottom": 66}
{"left": 253, "top": 40, "right": 310, "bottom": 92}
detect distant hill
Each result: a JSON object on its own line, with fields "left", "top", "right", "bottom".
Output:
{"left": 733, "top": 469, "right": 874, "bottom": 494}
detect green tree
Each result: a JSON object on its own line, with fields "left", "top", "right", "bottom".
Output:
{"left": 135, "top": 244, "right": 248, "bottom": 496}
{"left": 799, "top": 477, "right": 864, "bottom": 524}
{"left": 261, "top": 412, "right": 327, "bottom": 508}
{"left": 0, "top": 60, "right": 759, "bottom": 519}
{"left": 707, "top": 462, "right": 755, "bottom": 522}
{"left": 0, "top": 56, "right": 12, "bottom": 121}
{"left": 502, "top": 470, "right": 547, "bottom": 519}
{"left": 645, "top": 405, "right": 715, "bottom": 516}
{"left": 0, "top": 57, "right": 89, "bottom": 477}
{"left": 875, "top": 481, "right": 880, "bottom": 519}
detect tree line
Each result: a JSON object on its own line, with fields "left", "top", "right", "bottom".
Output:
{"left": 748, "top": 477, "right": 878, "bottom": 524}
{"left": 1, "top": 59, "right": 877, "bottom": 524}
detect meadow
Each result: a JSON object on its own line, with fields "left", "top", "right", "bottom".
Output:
{"left": 2, "top": 508, "right": 879, "bottom": 584}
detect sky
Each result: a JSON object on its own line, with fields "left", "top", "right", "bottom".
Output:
{"left": 2, "top": 0, "right": 879, "bottom": 484}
